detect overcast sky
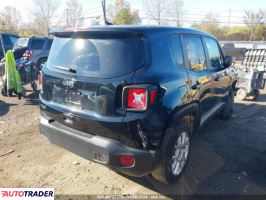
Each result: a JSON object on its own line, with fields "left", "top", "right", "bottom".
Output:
{"left": 1, "top": 0, "right": 265, "bottom": 27}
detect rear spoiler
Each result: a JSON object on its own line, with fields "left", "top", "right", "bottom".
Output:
{"left": 49, "top": 28, "right": 147, "bottom": 38}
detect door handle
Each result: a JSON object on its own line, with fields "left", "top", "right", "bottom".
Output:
{"left": 192, "top": 81, "right": 201, "bottom": 90}
{"left": 214, "top": 76, "right": 220, "bottom": 81}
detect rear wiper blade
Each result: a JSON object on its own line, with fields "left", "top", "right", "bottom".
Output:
{"left": 53, "top": 66, "right": 77, "bottom": 73}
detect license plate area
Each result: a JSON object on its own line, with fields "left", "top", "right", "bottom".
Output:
{"left": 93, "top": 152, "right": 109, "bottom": 164}
{"left": 65, "top": 90, "right": 83, "bottom": 105}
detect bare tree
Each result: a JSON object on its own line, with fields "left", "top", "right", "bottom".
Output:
{"left": 65, "top": 0, "right": 83, "bottom": 27}
{"left": 0, "top": 6, "right": 21, "bottom": 34}
{"left": 191, "top": 13, "right": 226, "bottom": 40}
{"left": 144, "top": 0, "right": 169, "bottom": 25}
{"left": 19, "top": 22, "right": 46, "bottom": 37}
{"left": 169, "top": 0, "right": 184, "bottom": 27}
{"left": 30, "top": 0, "right": 60, "bottom": 36}
{"left": 243, "top": 10, "right": 265, "bottom": 40}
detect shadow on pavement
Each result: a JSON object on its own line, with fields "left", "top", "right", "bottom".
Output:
{"left": 24, "top": 90, "right": 40, "bottom": 106}
{"left": 0, "top": 100, "right": 16, "bottom": 117}
{"left": 119, "top": 98, "right": 266, "bottom": 198}
{"left": 253, "top": 93, "right": 266, "bottom": 103}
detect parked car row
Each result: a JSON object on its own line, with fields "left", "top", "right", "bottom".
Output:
{"left": 0, "top": 33, "right": 53, "bottom": 97}
{"left": 13, "top": 36, "right": 53, "bottom": 70}
{"left": 0, "top": 33, "right": 53, "bottom": 69}
{"left": 0, "top": 33, "right": 20, "bottom": 59}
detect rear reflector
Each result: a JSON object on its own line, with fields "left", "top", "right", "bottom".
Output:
{"left": 120, "top": 155, "right": 135, "bottom": 167}
{"left": 127, "top": 88, "right": 147, "bottom": 110}
{"left": 38, "top": 71, "right": 43, "bottom": 90}
{"left": 150, "top": 90, "right": 157, "bottom": 105}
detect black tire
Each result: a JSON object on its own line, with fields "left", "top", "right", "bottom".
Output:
{"left": 151, "top": 116, "right": 192, "bottom": 184}
{"left": 37, "top": 58, "right": 47, "bottom": 71}
{"left": 1, "top": 88, "right": 7, "bottom": 96}
{"left": 17, "top": 93, "right": 22, "bottom": 100}
{"left": 249, "top": 89, "right": 259, "bottom": 101}
{"left": 220, "top": 88, "right": 234, "bottom": 120}
{"left": 8, "top": 89, "right": 13, "bottom": 96}
{"left": 236, "top": 88, "right": 247, "bottom": 101}
{"left": 31, "top": 81, "right": 38, "bottom": 91}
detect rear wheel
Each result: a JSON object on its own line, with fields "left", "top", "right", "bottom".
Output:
{"left": 31, "top": 81, "right": 38, "bottom": 91}
{"left": 152, "top": 117, "right": 191, "bottom": 184}
{"left": 37, "top": 58, "right": 47, "bottom": 71}
{"left": 236, "top": 88, "right": 247, "bottom": 101}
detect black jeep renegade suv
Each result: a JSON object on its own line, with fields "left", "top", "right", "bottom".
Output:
{"left": 39, "top": 26, "right": 236, "bottom": 184}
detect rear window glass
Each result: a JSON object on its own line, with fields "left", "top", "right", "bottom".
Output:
{"left": 9, "top": 35, "right": 19, "bottom": 46}
{"left": 14, "top": 38, "right": 29, "bottom": 48}
{"left": 46, "top": 34, "right": 145, "bottom": 78}
{"left": 31, "top": 39, "right": 45, "bottom": 49}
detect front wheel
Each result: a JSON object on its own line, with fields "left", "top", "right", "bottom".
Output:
{"left": 249, "top": 89, "right": 259, "bottom": 101}
{"left": 152, "top": 117, "right": 191, "bottom": 184}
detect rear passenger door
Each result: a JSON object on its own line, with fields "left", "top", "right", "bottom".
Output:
{"left": 182, "top": 34, "right": 216, "bottom": 117}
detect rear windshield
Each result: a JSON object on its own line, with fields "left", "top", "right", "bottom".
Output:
{"left": 14, "top": 38, "right": 29, "bottom": 48}
{"left": 46, "top": 34, "right": 145, "bottom": 78}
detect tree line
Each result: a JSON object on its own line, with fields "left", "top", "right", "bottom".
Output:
{"left": 0, "top": 0, "right": 265, "bottom": 41}
{"left": 192, "top": 10, "right": 266, "bottom": 41}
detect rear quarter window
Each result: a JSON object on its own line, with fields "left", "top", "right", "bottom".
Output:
{"left": 170, "top": 35, "right": 184, "bottom": 66}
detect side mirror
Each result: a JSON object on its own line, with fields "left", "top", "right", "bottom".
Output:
{"left": 224, "top": 55, "right": 233, "bottom": 68}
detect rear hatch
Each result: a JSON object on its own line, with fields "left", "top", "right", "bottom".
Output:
{"left": 40, "top": 29, "right": 146, "bottom": 140}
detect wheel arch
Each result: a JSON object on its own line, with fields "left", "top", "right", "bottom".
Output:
{"left": 159, "top": 102, "right": 200, "bottom": 153}
{"left": 36, "top": 57, "right": 48, "bottom": 70}
{"left": 37, "top": 57, "right": 47, "bottom": 64}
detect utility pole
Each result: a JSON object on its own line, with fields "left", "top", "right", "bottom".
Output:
{"left": 66, "top": 8, "right": 69, "bottom": 27}
{"left": 227, "top": 8, "right": 231, "bottom": 29}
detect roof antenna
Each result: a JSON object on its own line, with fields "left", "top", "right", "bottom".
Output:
{"left": 101, "top": 0, "right": 112, "bottom": 25}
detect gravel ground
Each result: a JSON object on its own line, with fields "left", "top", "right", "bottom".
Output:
{"left": 1, "top": 85, "right": 266, "bottom": 199}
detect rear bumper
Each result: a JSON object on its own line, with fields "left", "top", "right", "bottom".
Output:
{"left": 39, "top": 116, "right": 157, "bottom": 177}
